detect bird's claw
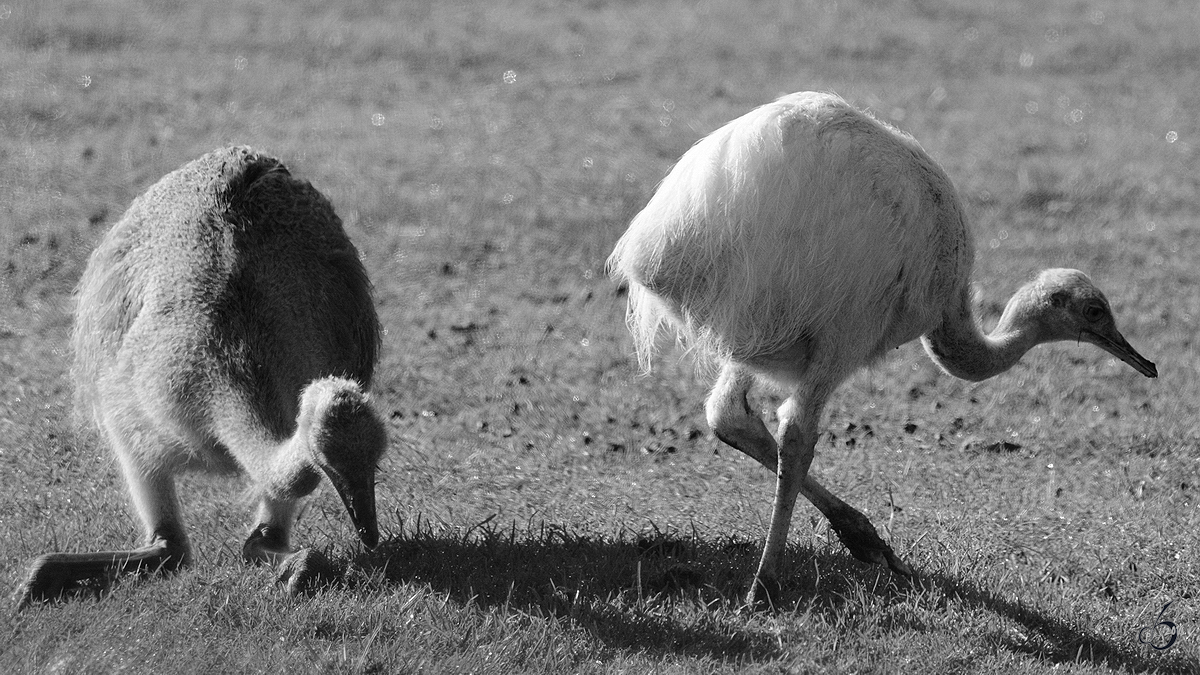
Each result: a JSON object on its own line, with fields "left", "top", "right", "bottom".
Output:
{"left": 743, "top": 574, "right": 782, "bottom": 611}
{"left": 830, "top": 515, "right": 913, "bottom": 576}
{"left": 275, "top": 548, "right": 340, "bottom": 596}
{"left": 881, "top": 549, "right": 914, "bottom": 576}
{"left": 12, "top": 557, "right": 60, "bottom": 611}
{"left": 243, "top": 524, "right": 292, "bottom": 567}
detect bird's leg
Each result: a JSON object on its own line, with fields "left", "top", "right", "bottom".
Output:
{"left": 14, "top": 455, "right": 190, "bottom": 611}
{"left": 14, "top": 536, "right": 187, "bottom": 611}
{"left": 798, "top": 479, "right": 912, "bottom": 575}
{"left": 705, "top": 364, "right": 911, "bottom": 586}
{"left": 242, "top": 496, "right": 300, "bottom": 566}
{"left": 706, "top": 364, "right": 778, "bottom": 467}
{"left": 274, "top": 549, "right": 340, "bottom": 595}
{"left": 243, "top": 496, "right": 339, "bottom": 595}
{"left": 745, "top": 394, "right": 820, "bottom": 608}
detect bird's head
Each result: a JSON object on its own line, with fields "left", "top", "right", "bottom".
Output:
{"left": 297, "top": 377, "right": 388, "bottom": 548}
{"left": 1026, "top": 268, "right": 1157, "bottom": 378}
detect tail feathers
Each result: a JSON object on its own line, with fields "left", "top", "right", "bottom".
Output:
{"left": 623, "top": 283, "right": 674, "bottom": 371}
{"left": 608, "top": 234, "right": 694, "bottom": 372}
{"left": 619, "top": 279, "right": 737, "bottom": 375}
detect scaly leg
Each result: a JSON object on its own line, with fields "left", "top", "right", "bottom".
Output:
{"left": 745, "top": 393, "right": 822, "bottom": 606}
{"left": 704, "top": 364, "right": 910, "bottom": 604}
{"left": 242, "top": 496, "right": 302, "bottom": 566}
{"left": 243, "top": 496, "right": 338, "bottom": 595}
{"left": 800, "top": 479, "right": 911, "bottom": 575}
{"left": 706, "top": 365, "right": 774, "bottom": 466}
{"left": 14, "top": 442, "right": 190, "bottom": 610}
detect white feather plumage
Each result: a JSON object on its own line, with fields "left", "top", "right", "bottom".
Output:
{"left": 608, "top": 91, "right": 1155, "bottom": 605}
{"left": 609, "top": 92, "right": 970, "bottom": 386}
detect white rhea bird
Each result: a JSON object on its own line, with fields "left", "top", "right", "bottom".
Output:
{"left": 608, "top": 91, "right": 1157, "bottom": 606}
{"left": 15, "top": 146, "right": 387, "bottom": 609}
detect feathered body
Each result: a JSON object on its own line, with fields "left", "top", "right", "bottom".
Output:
{"left": 608, "top": 92, "right": 1155, "bottom": 605}
{"left": 74, "top": 146, "right": 380, "bottom": 479}
{"left": 16, "top": 146, "right": 386, "bottom": 608}
{"left": 611, "top": 91, "right": 969, "bottom": 384}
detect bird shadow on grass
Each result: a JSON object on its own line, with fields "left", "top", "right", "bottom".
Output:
{"left": 351, "top": 518, "right": 783, "bottom": 662}
{"left": 911, "top": 571, "right": 1199, "bottom": 675}
{"left": 348, "top": 518, "right": 1197, "bottom": 672}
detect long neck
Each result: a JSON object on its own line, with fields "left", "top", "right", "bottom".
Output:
{"left": 260, "top": 421, "right": 322, "bottom": 499}
{"left": 921, "top": 285, "right": 1043, "bottom": 382}
{"left": 213, "top": 403, "right": 320, "bottom": 498}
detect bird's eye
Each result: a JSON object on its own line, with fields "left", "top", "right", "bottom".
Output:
{"left": 1083, "top": 304, "right": 1106, "bottom": 322}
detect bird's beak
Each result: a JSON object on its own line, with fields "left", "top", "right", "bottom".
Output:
{"left": 321, "top": 466, "right": 379, "bottom": 549}
{"left": 1083, "top": 328, "right": 1158, "bottom": 378}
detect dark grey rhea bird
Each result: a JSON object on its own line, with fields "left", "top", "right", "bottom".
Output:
{"left": 608, "top": 92, "right": 1158, "bottom": 607}
{"left": 15, "top": 146, "right": 387, "bottom": 609}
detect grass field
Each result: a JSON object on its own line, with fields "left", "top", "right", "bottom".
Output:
{"left": 2, "top": 0, "right": 1200, "bottom": 672}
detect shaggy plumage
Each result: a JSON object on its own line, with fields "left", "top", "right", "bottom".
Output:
{"left": 16, "top": 146, "right": 387, "bottom": 609}
{"left": 609, "top": 92, "right": 1156, "bottom": 606}
{"left": 612, "top": 92, "right": 967, "bottom": 379}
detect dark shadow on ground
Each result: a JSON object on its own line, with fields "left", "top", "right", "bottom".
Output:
{"left": 352, "top": 518, "right": 784, "bottom": 662}
{"left": 14, "top": 515, "right": 1195, "bottom": 673}
{"left": 913, "top": 571, "right": 1199, "bottom": 675}
{"left": 346, "top": 518, "right": 1197, "bottom": 672}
